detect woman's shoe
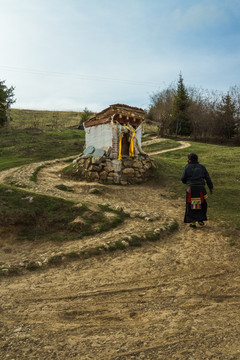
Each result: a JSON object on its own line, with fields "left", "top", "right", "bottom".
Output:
{"left": 198, "top": 221, "right": 204, "bottom": 226}
{"left": 190, "top": 223, "right": 197, "bottom": 229}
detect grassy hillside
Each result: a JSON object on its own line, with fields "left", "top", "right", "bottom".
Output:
{"left": 151, "top": 141, "right": 240, "bottom": 231}
{"left": 0, "top": 127, "right": 85, "bottom": 171}
{"left": 10, "top": 108, "right": 82, "bottom": 129}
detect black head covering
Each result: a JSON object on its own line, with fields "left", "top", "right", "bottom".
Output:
{"left": 188, "top": 153, "right": 198, "bottom": 163}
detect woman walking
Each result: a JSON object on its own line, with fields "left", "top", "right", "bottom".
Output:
{"left": 181, "top": 153, "right": 213, "bottom": 228}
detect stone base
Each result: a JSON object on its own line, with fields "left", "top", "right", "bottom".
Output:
{"left": 72, "top": 155, "right": 153, "bottom": 185}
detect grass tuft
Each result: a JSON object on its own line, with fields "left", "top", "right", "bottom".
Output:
{"left": 26, "top": 262, "right": 39, "bottom": 271}
{"left": 30, "top": 165, "right": 46, "bottom": 183}
{"left": 55, "top": 184, "right": 74, "bottom": 192}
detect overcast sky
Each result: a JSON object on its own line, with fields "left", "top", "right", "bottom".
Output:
{"left": 1, "top": 0, "right": 240, "bottom": 112}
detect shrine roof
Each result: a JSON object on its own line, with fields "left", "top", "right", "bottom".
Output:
{"left": 84, "top": 104, "right": 144, "bottom": 128}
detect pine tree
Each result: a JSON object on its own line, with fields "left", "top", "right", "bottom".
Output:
{"left": 172, "top": 73, "right": 191, "bottom": 135}
{"left": 0, "top": 80, "right": 15, "bottom": 128}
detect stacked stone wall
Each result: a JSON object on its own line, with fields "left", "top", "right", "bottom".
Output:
{"left": 72, "top": 155, "right": 153, "bottom": 185}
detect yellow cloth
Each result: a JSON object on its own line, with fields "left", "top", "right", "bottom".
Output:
{"left": 118, "top": 133, "right": 123, "bottom": 160}
{"left": 128, "top": 126, "right": 135, "bottom": 157}
{"left": 118, "top": 126, "right": 135, "bottom": 160}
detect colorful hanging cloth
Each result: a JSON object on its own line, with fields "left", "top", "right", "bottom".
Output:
{"left": 118, "top": 133, "right": 123, "bottom": 160}
{"left": 187, "top": 187, "right": 208, "bottom": 210}
{"left": 118, "top": 125, "right": 135, "bottom": 160}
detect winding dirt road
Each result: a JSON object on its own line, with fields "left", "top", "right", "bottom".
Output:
{"left": 0, "top": 140, "right": 240, "bottom": 360}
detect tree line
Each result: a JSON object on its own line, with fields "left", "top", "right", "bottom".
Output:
{"left": 1, "top": 75, "right": 240, "bottom": 144}
{"left": 147, "top": 73, "right": 240, "bottom": 143}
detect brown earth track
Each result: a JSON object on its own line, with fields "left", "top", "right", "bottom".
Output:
{"left": 0, "top": 142, "right": 240, "bottom": 360}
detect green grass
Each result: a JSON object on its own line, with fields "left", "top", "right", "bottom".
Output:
{"left": 0, "top": 184, "right": 127, "bottom": 242}
{"left": 142, "top": 135, "right": 154, "bottom": 141}
{"left": 10, "top": 108, "right": 82, "bottom": 129}
{"left": 0, "top": 127, "right": 84, "bottom": 171}
{"left": 55, "top": 184, "right": 74, "bottom": 192}
{"left": 142, "top": 139, "right": 180, "bottom": 153}
{"left": 150, "top": 141, "right": 240, "bottom": 230}
{"left": 30, "top": 165, "right": 46, "bottom": 182}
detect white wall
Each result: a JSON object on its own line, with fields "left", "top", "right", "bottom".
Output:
{"left": 135, "top": 124, "right": 142, "bottom": 147}
{"left": 85, "top": 123, "right": 143, "bottom": 156}
{"left": 85, "top": 123, "right": 113, "bottom": 150}
{"left": 135, "top": 124, "right": 142, "bottom": 154}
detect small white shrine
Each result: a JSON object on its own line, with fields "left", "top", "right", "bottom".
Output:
{"left": 83, "top": 104, "right": 145, "bottom": 159}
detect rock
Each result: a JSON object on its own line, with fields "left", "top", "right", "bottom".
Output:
{"left": 83, "top": 145, "right": 95, "bottom": 155}
{"left": 72, "top": 157, "right": 80, "bottom": 164}
{"left": 104, "top": 212, "right": 117, "bottom": 220}
{"left": 122, "top": 168, "right": 135, "bottom": 176}
{"left": 70, "top": 217, "right": 87, "bottom": 227}
{"left": 88, "top": 172, "right": 99, "bottom": 181}
{"left": 91, "top": 157, "right": 101, "bottom": 165}
{"left": 21, "top": 196, "right": 34, "bottom": 203}
{"left": 113, "top": 174, "right": 120, "bottom": 183}
{"left": 130, "top": 210, "right": 141, "bottom": 218}
{"left": 159, "top": 226, "right": 166, "bottom": 231}
{"left": 134, "top": 170, "right": 141, "bottom": 177}
{"left": 112, "top": 159, "right": 122, "bottom": 172}
{"left": 99, "top": 171, "right": 108, "bottom": 180}
{"left": 92, "top": 149, "right": 106, "bottom": 158}
{"left": 114, "top": 205, "right": 123, "bottom": 211}
{"left": 84, "top": 158, "right": 92, "bottom": 170}
{"left": 1, "top": 268, "right": 9, "bottom": 274}
{"left": 123, "top": 235, "right": 131, "bottom": 241}
{"left": 14, "top": 326, "right": 22, "bottom": 333}
{"left": 133, "top": 160, "right": 143, "bottom": 169}
{"left": 105, "top": 164, "right": 114, "bottom": 172}
{"left": 88, "top": 165, "right": 101, "bottom": 171}
{"left": 120, "top": 180, "right": 128, "bottom": 185}
{"left": 143, "top": 161, "right": 152, "bottom": 170}
{"left": 145, "top": 216, "right": 154, "bottom": 222}
{"left": 122, "top": 159, "right": 134, "bottom": 167}
{"left": 106, "top": 177, "right": 114, "bottom": 183}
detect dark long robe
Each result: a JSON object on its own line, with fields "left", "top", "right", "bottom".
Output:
{"left": 184, "top": 185, "right": 208, "bottom": 223}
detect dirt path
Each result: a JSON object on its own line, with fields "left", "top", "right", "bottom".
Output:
{"left": 148, "top": 140, "right": 191, "bottom": 156}
{"left": 0, "top": 141, "right": 240, "bottom": 360}
{"left": 141, "top": 137, "right": 166, "bottom": 146}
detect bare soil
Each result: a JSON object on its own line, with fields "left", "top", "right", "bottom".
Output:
{"left": 0, "top": 145, "right": 240, "bottom": 360}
